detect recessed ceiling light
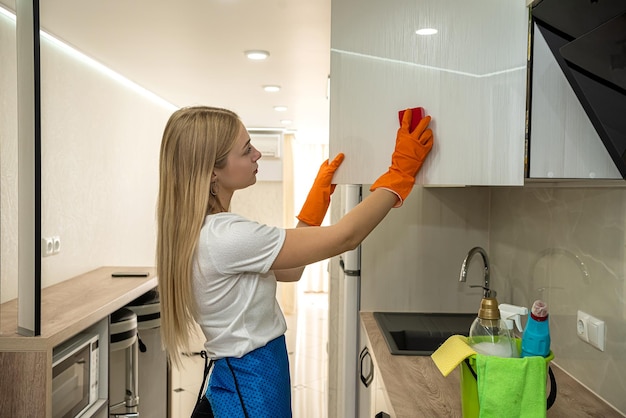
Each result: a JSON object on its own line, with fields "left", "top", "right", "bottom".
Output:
{"left": 280, "top": 119, "right": 293, "bottom": 125}
{"left": 416, "top": 28, "right": 438, "bottom": 35}
{"left": 263, "top": 85, "right": 281, "bottom": 92}
{"left": 273, "top": 106, "right": 288, "bottom": 112}
{"left": 245, "top": 50, "right": 270, "bottom": 60}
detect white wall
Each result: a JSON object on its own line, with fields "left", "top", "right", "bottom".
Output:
{"left": 1, "top": 12, "right": 176, "bottom": 303}
{"left": 1, "top": 10, "right": 19, "bottom": 304}
{"left": 359, "top": 186, "right": 490, "bottom": 313}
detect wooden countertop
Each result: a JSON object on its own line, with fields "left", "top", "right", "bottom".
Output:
{"left": 361, "top": 311, "right": 624, "bottom": 418}
{"left": 0, "top": 266, "right": 157, "bottom": 351}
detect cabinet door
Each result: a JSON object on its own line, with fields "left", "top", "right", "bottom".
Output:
{"left": 329, "top": 0, "right": 528, "bottom": 186}
{"left": 358, "top": 321, "right": 395, "bottom": 418}
{"left": 358, "top": 322, "right": 375, "bottom": 417}
{"left": 372, "top": 369, "right": 395, "bottom": 418}
{"left": 529, "top": 23, "right": 621, "bottom": 180}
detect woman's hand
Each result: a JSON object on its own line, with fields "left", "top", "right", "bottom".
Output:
{"left": 296, "top": 153, "right": 345, "bottom": 226}
{"left": 370, "top": 111, "right": 433, "bottom": 207}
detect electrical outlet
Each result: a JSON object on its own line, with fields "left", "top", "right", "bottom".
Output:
{"left": 41, "top": 236, "right": 61, "bottom": 257}
{"left": 52, "top": 235, "right": 61, "bottom": 254}
{"left": 577, "top": 310, "right": 605, "bottom": 351}
{"left": 577, "top": 311, "right": 589, "bottom": 342}
{"left": 41, "top": 237, "right": 54, "bottom": 257}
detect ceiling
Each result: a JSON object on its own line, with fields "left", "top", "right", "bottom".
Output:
{"left": 2, "top": 0, "right": 332, "bottom": 143}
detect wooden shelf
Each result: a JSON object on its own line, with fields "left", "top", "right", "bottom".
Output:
{"left": 0, "top": 266, "right": 157, "bottom": 418}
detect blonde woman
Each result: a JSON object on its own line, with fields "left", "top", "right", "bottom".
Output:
{"left": 157, "top": 106, "right": 433, "bottom": 417}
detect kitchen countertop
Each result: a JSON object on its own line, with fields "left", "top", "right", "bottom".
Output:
{"left": 0, "top": 266, "right": 157, "bottom": 351}
{"left": 361, "top": 311, "right": 624, "bottom": 418}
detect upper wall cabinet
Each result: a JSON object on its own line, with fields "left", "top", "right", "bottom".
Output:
{"left": 529, "top": 22, "right": 621, "bottom": 180}
{"left": 329, "top": 0, "right": 529, "bottom": 186}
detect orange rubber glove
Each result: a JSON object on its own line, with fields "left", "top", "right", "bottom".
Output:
{"left": 370, "top": 110, "right": 433, "bottom": 207}
{"left": 297, "top": 153, "right": 345, "bottom": 226}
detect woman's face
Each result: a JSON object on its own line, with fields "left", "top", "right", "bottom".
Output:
{"left": 214, "top": 123, "right": 262, "bottom": 192}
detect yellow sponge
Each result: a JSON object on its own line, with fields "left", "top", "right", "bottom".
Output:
{"left": 431, "top": 335, "right": 476, "bottom": 376}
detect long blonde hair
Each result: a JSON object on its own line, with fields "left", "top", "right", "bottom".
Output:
{"left": 157, "top": 106, "right": 241, "bottom": 365}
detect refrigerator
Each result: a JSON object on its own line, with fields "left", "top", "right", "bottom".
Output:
{"left": 338, "top": 184, "right": 391, "bottom": 418}
{"left": 338, "top": 184, "right": 362, "bottom": 418}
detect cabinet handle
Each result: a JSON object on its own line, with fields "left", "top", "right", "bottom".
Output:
{"left": 359, "top": 347, "right": 374, "bottom": 387}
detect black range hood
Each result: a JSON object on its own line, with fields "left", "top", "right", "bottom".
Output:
{"left": 531, "top": 0, "right": 626, "bottom": 178}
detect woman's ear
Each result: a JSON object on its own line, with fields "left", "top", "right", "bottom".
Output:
{"left": 211, "top": 172, "right": 217, "bottom": 181}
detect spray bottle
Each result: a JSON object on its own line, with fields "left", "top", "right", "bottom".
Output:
{"left": 499, "top": 303, "right": 529, "bottom": 358}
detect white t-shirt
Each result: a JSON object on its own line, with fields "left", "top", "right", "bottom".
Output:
{"left": 192, "top": 212, "right": 287, "bottom": 359}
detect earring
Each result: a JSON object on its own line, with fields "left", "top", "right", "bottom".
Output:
{"left": 210, "top": 181, "right": 218, "bottom": 196}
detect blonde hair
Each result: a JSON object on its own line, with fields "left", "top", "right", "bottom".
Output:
{"left": 157, "top": 106, "right": 241, "bottom": 365}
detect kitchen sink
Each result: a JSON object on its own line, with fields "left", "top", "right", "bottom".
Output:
{"left": 373, "top": 312, "right": 475, "bottom": 355}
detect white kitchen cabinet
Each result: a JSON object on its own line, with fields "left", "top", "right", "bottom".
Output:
{"left": 329, "top": 0, "right": 528, "bottom": 186}
{"left": 529, "top": 23, "right": 621, "bottom": 180}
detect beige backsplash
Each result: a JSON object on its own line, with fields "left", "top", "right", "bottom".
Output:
{"left": 491, "top": 186, "right": 626, "bottom": 414}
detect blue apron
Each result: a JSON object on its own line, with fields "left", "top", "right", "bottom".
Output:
{"left": 207, "top": 335, "right": 292, "bottom": 418}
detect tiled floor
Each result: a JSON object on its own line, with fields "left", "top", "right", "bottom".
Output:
{"left": 286, "top": 290, "right": 329, "bottom": 418}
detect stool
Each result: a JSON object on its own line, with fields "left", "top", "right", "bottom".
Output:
{"left": 126, "top": 289, "right": 160, "bottom": 352}
{"left": 110, "top": 307, "right": 139, "bottom": 418}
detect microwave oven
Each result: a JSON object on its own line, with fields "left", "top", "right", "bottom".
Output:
{"left": 52, "top": 333, "right": 100, "bottom": 418}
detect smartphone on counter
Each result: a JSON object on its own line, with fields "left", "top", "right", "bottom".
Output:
{"left": 112, "top": 272, "right": 150, "bottom": 277}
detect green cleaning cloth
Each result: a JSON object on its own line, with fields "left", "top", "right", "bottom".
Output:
{"left": 476, "top": 354, "right": 547, "bottom": 418}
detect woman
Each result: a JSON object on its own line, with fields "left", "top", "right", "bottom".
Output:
{"left": 156, "top": 106, "right": 433, "bottom": 417}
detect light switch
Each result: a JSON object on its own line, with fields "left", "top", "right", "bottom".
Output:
{"left": 588, "top": 316, "right": 605, "bottom": 352}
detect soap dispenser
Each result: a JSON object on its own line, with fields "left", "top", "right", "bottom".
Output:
{"left": 468, "top": 294, "right": 516, "bottom": 358}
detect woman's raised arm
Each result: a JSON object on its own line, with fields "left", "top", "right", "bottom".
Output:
{"left": 272, "top": 111, "right": 434, "bottom": 273}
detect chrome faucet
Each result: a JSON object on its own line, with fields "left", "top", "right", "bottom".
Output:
{"left": 459, "top": 246, "right": 493, "bottom": 297}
